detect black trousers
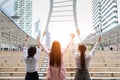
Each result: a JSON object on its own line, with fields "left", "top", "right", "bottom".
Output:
{"left": 25, "top": 71, "right": 39, "bottom": 80}
{"left": 75, "top": 69, "right": 91, "bottom": 80}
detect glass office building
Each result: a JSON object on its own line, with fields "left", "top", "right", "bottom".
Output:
{"left": 92, "top": 0, "right": 120, "bottom": 32}
{"left": 14, "top": 0, "right": 32, "bottom": 36}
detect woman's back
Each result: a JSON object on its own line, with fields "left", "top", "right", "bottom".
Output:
{"left": 46, "top": 49, "right": 66, "bottom": 80}
{"left": 39, "top": 35, "right": 74, "bottom": 80}
{"left": 41, "top": 41, "right": 71, "bottom": 80}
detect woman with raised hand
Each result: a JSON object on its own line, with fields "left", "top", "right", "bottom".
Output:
{"left": 38, "top": 34, "right": 74, "bottom": 80}
{"left": 72, "top": 36, "right": 101, "bottom": 80}
{"left": 23, "top": 35, "right": 41, "bottom": 80}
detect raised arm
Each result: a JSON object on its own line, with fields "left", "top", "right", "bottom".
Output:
{"left": 36, "top": 36, "right": 50, "bottom": 54}
{"left": 88, "top": 36, "right": 102, "bottom": 58}
{"left": 34, "top": 36, "right": 41, "bottom": 59}
{"left": 92, "top": 36, "right": 102, "bottom": 51}
{"left": 63, "top": 33, "right": 75, "bottom": 53}
{"left": 36, "top": 36, "right": 40, "bottom": 48}
{"left": 23, "top": 35, "right": 29, "bottom": 47}
{"left": 23, "top": 35, "right": 29, "bottom": 58}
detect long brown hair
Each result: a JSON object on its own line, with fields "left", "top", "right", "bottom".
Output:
{"left": 78, "top": 44, "right": 86, "bottom": 69}
{"left": 50, "top": 41, "right": 62, "bottom": 67}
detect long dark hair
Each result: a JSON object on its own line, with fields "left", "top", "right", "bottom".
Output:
{"left": 50, "top": 41, "right": 62, "bottom": 67}
{"left": 78, "top": 44, "right": 86, "bottom": 69}
{"left": 27, "top": 46, "right": 37, "bottom": 58}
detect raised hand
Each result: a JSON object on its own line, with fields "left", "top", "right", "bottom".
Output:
{"left": 70, "top": 33, "right": 75, "bottom": 40}
{"left": 98, "top": 36, "right": 102, "bottom": 42}
{"left": 23, "top": 35, "right": 29, "bottom": 46}
{"left": 25, "top": 35, "right": 29, "bottom": 41}
{"left": 36, "top": 36, "right": 40, "bottom": 41}
{"left": 36, "top": 36, "right": 41, "bottom": 48}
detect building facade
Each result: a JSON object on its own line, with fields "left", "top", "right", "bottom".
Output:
{"left": 91, "top": 0, "right": 120, "bottom": 50}
{"left": 14, "top": 0, "right": 32, "bottom": 36}
{"left": 92, "top": 0, "right": 120, "bottom": 32}
{"left": 35, "top": 19, "right": 41, "bottom": 37}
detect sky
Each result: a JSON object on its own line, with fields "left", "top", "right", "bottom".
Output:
{"left": 32, "top": 0, "right": 94, "bottom": 47}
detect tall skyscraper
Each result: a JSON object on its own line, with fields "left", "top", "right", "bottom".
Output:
{"left": 92, "top": 0, "right": 120, "bottom": 32}
{"left": 35, "top": 19, "right": 41, "bottom": 37}
{"left": 14, "top": 0, "right": 32, "bottom": 36}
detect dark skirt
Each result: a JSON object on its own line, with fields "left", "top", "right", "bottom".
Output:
{"left": 75, "top": 69, "right": 91, "bottom": 80}
{"left": 25, "top": 71, "right": 39, "bottom": 80}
